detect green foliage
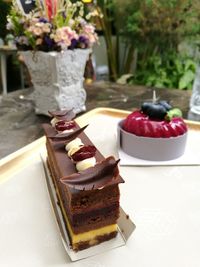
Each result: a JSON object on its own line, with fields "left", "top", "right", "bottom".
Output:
{"left": 96, "top": 0, "right": 118, "bottom": 81}
{"left": 166, "top": 108, "right": 183, "bottom": 121}
{"left": 9, "top": 7, "right": 24, "bottom": 36}
{"left": 0, "top": 0, "right": 11, "bottom": 39}
{"left": 121, "top": 0, "right": 200, "bottom": 52}
{"left": 53, "top": 0, "right": 85, "bottom": 28}
{"left": 96, "top": 0, "right": 200, "bottom": 89}
{"left": 128, "top": 53, "right": 197, "bottom": 90}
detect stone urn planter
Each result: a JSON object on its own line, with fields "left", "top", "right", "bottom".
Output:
{"left": 20, "top": 49, "right": 91, "bottom": 116}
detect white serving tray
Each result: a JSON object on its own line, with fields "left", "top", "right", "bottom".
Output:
{"left": 1, "top": 108, "right": 200, "bottom": 267}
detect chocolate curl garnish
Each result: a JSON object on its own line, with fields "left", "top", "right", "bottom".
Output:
{"left": 61, "top": 156, "right": 124, "bottom": 191}
{"left": 47, "top": 124, "right": 88, "bottom": 141}
{"left": 47, "top": 124, "right": 88, "bottom": 149}
{"left": 48, "top": 109, "right": 75, "bottom": 121}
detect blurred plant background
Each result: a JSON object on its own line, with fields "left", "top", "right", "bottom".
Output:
{"left": 0, "top": 0, "right": 23, "bottom": 92}
{"left": 1, "top": 0, "right": 200, "bottom": 91}
{"left": 0, "top": 0, "right": 10, "bottom": 39}
{"left": 95, "top": 0, "right": 200, "bottom": 89}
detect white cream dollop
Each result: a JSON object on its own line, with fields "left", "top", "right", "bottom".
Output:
{"left": 65, "top": 138, "right": 83, "bottom": 152}
{"left": 65, "top": 137, "right": 96, "bottom": 172}
{"left": 68, "top": 146, "right": 82, "bottom": 157}
{"left": 50, "top": 117, "right": 60, "bottom": 127}
{"left": 76, "top": 157, "right": 96, "bottom": 172}
{"left": 58, "top": 129, "right": 74, "bottom": 134}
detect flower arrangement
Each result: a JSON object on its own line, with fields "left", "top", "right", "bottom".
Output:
{"left": 7, "top": 0, "right": 98, "bottom": 51}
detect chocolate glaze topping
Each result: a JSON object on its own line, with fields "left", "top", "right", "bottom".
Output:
{"left": 48, "top": 109, "right": 76, "bottom": 121}
{"left": 43, "top": 123, "right": 124, "bottom": 193}
{"left": 61, "top": 156, "right": 123, "bottom": 191}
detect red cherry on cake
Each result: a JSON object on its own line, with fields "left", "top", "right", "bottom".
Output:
{"left": 55, "top": 120, "right": 76, "bottom": 132}
{"left": 123, "top": 110, "right": 187, "bottom": 138}
{"left": 71, "top": 145, "right": 96, "bottom": 162}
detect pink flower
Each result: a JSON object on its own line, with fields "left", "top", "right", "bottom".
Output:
{"left": 36, "top": 38, "right": 43, "bottom": 45}
{"left": 63, "top": 27, "right": 78, "bottom": 41}
{"left": 27, "top": 25, "right": 42, "bottom": 36}
{"left": 83, "top": 24, "right": 95, "bottom": 34}
{"left": 7, "top": 0, "right": 98, "bottom": 51}
{"left": 52, "top": 26, "right": 78, "bottom": 48}
{"left": 81, "top": 23, "right": 98, "bottom": 46}
{"left": 27, "top": 21, "right": 52, "bottom": 37}
{"left": 42, "top": 23, "right": 51, "bottom": 33}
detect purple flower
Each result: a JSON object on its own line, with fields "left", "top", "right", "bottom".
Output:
{"left": 15, "top": 36, "right": 29, "bottom": 46}
{"left": 69, "top": 38, "right": 78, "bottom": 49}
{"left": 6, "top": 0, "right": 98, "bottom": 52}
{"left": 39, "top": 17, "right": 49, "bottom": 23}
{"left": 79, "top": 35, "right": 88, "bottom": 43}
{"left": 78, "top": 35, "right": 89, "bottom": 48}
{"left": 44, "top": 36, "right": 54, "bottom": 48}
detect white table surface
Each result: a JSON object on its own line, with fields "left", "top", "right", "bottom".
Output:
{"left": 0, "top": 112, "right": 200, "bottom": 267}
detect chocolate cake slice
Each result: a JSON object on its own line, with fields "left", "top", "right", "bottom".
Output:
{"left": 43, "top": 113, "right": 124, "bottom": 251}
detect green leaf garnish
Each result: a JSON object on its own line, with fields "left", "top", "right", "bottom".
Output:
{"left": 165, "top": 108, "right": 182, "bottom": 121}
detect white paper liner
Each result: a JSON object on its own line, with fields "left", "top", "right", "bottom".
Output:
{"left": 40, "top": 154, "right": 136, "bottom": 261}
{"left": 118, "top": 142, "right": 200, "bottom": 167}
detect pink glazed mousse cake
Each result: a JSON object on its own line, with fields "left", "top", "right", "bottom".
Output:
{"left": 118, "top": 100, "right": 188, "bottom": 161}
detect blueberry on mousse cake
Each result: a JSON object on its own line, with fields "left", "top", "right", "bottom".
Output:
{"left": 43, "top": 109, "right": 124, "bottom": 251}
{"left": 118, "top": 101, "right": 188, "bottom": 161}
